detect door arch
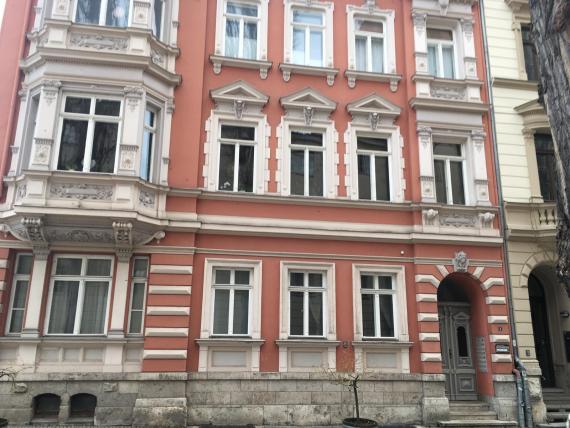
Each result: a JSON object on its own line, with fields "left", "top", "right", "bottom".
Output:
{"left": 438, "top": 276, "right": 478, "bottom": 401}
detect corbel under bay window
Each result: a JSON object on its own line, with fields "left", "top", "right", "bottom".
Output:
{"left": 345, "top": 4, "right": 400, "bottom": 90}
{"left": 280, "top": 0, "right": 338, "bottom": 86}
{"left": 352, "top": 264, "right": 410, "bottom": 373}
{"left": 277, "top": 262, "right": 338, "bottom": 372}
{"left": 211, "top": 0, "right": 271, "bottom": 79}
{"left": 198, "top": 259, "right": 263, "bottom": 372}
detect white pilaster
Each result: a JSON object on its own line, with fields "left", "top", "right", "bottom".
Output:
{"left": 413, "top": 12, "right": 428, "bottom": 75}
{"left": 8, "top": 91, "right": 30, "bottom": 176}
{"left": 461, "top": 18, "right": 477, "bottom": 79}
{"left": 160, "top": 99, "right": 174, "bottom": 185}
{"left": 108, "top": 257, "right": 131, "bottom": 338}
{"left": 470, "top": 130, "right": 491, "bottom": 205}
{"left": 21, "top": 256, "right": 49, "bottom": 338}
{"left": 131, "top": 0, "right": 153, "bottom": 30}
{"left": 29, "top": 80, "right": 61, "bottom": 171}
{"left": 418, "top": 127, "right": 436, "bottom": 203}
{"left": 118, "top": 86, "right": 145, "bottom": 176}
{"left": 51, "top": 0, "right": 73, "bottom": 21}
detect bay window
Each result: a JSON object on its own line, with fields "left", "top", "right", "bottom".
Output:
{"left": 290, "top": 131, "right": 324, "bottom": 197}
{"left": 75, "top": 0, "right": 131, "bottom": 28}
{"left": 6, "top": 254, "right": 33, "bottom": 334}
{"left": 360, "top": 273, "right": 396, "bottom": 338}
{"left": 433, "top": 142, "right": 466, "bottom": 205}
{"left": 357, "top": 136, "right": 390, "bottom": 201}
{"left": 212, "top": 268, "right": 252, "bottom": 336}
{"left": 289, "top": 271, "right": 325, "bottom": 337}
{"left": 427, "top": 28, "right": 455, "bottom": 79}
{"left": 292, "top": 9, "right": 324, "bottom": 67}
{"left": 140, "top": 107, "right": 158, "bottom": 181}
{"left": 46, "top": 256, "right": 113, "bottom": 335}
{"left": 128, "top": 257, "right": 149, "bottom": 335}
{"left": 218, "top": 124, "right": 256, "bottom": 193}
{"left": 224, "top": 1, "right": 259, "bottom": 60}
{"left": 354, "top": 19, "right": 384, "bottom": 73}
{"left": 56, "top": 96, "right": 122, "bottom": 174}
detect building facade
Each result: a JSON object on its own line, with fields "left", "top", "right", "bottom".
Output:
{"left": 484, "top": 0, "right": 570, "bottom": 424}
{"left": 0, "top": 0, "right": 519, "bottom": 426}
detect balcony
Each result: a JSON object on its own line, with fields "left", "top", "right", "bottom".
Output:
{"left": 411, "top": 75, "right": 488, "bottom": 113}
{"left": 505, "top": 201, "right": 558, "bottom": 241}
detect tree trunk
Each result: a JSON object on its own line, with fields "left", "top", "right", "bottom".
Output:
{"left": 529, "top": 0, "right": 570, "bottom": 294}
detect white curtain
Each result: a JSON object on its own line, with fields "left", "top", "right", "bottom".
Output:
{"left": 80, "top": 281, "right": 108, "bottom": 334}
{"left": 49, "top": 281, "right": 79, "bottom": 334}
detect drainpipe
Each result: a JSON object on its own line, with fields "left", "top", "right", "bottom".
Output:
{"left": 478, "top": 1, "right": 532, "bottom": 427}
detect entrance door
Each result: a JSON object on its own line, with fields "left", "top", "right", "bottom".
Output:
{"left": 439, "top": 304, "right": 478, "bottom": 401}
{"left": 529, "top": 274, "right": 556, "bottom": 387}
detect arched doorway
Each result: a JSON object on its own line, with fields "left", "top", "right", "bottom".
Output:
{"left": 438, "top": 277, "right": 477, "bottom": 401}
{"left": 529, "top": 272, "right": 556, "bottom": 387}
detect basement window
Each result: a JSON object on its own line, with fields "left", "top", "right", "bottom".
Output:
{"left": 33, "top": 394, "right": 61, "bottom": 421}
{"left": 70, "top": 394, "right": 97, "bottom": 420}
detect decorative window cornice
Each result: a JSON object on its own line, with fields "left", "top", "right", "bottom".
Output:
{"left": 210, "top": 80, "right": 269, "bottom": 117}
{"left": 346, "top": 93, "right": 402, "bottom": 128}
{"left": 279, "top": 87, "right": 337, "bottom": 124}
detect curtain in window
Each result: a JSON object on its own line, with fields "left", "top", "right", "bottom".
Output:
{"left": 379, "top": 295, "right": 394, "bottom": 337}
{"left": 308, "top": 151, "right": 323, "bottom": 196}
{"left": 106, "top": 0, "right": 130, "bottom": 27}
{"left": 289, "top": 291, "right": 304, "bottom": 335}
{"left": 80, "top": 281, "right": 109, "bottom": 334}
{"left": 140, "top": 129, "right": 153, "bottom": 181}
{"left": 371, "top": 38, "right": 384, "bottom": 73}
{"left": 355, "top": 36, "right": 367, "bottom": 71}
{"left": 232, "top": 290, "right": 249, "bottom": 334}
{"left": 237, "top": 145, "right": 254, "bottom": 192}
{"left": 76, "top": 0, "right": 101, "bottom": 24}
{"left": 58, "top": 120, "right": 88, "bottom": 171}
{"left": 375, "top": 156, "right": 390, "bottom": 201}
{"left": 153, "top": 0, "right": 164, "bottom": 39}
{"left": 361, "top": 294, "right": 375, "bottom": 337}
{"left": 292, "top": 29, "right": 305, "bottom": 65}
{"left": 442, "top": 46, "right": 454, "bottom": 78}
{"left": 225, "top": 19, "right": 240, "bottom": 57}
{"left": 427, "top": 46, "right": 438, "bottom": 76}
{"left": 450, "top": 161, "right": 465, "bottom": 205}
{"left": 308, "top": 292, "right": 323, "bottom": 335}
{"left": 309, "top": 30, "right": 323, "bottom": 66}
{"left": 243, "top": 22, "right": 257, "bottom": 60}
{"left": 434, "top": 159, "right": 447, "bottom": 204}
{"left": 213, "top": 289, "right": 230, "bottom": 334}
{"left": 49, "top": 281, "right": 79, "bottom": 334}
{"left": 90, "top": 122, "right": 118, "bottom": 173}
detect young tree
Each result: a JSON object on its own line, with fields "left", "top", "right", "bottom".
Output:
{"left": 529, "top": 0, "right": 570, "bottom": 293}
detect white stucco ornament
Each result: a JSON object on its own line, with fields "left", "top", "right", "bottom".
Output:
{"left": 453, "top": 251, "right": 469, "bottom": 272}
{"left": 439, "top": 0, "right": 450, "bottom": 15}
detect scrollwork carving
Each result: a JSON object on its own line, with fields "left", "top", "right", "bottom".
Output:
{"left": 49, "top": 183, "right": 114, "bottom": 200}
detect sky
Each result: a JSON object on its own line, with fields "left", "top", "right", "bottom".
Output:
{"left": 0, "top": 0, "right": 5, "bottom": 30}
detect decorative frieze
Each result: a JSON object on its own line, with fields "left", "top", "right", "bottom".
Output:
{"left": 69, "top": 33, "right": 129, "bottom": 51}
{"left": 45, "top": 229, "right": 114, "bottom": 243}
{"left": 49, "top": 183, "right": 114, "bottom": 200}
{"left": 439, "top": 212, "right": 477, "bottom": 228}
{"left": 139, "top": 189, "right": 156, "bottom": 208}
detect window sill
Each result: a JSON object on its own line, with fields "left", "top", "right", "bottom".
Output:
{"left": 196, "top": 338, "right": 265, "bottom": 346}
{"left": 210, "top": 55, "right": 273, "bottom": 80}
{"left": 276, "top": 339, "right": 340, "bottom": 348}
{"left": 345, "top": 70, "right": 402, "bottom": 92}
{"left": 353, "top": 340, "right": 413, "bottom": 349}
{"left": 279, "top": 63, "right": 339, "bottom": 86}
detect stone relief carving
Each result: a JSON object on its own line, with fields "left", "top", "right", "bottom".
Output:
{"left": 15, "top": 184, "right": 27, "bottom": 202}
{"left": 151, "top": 49, "right": 164, "bottom": 66}
{"left": 49, "top": 183, "right": 114, "bottom": 200}
{"left": 479, "top": 212, "right": 496, "bottom": 229}
{"left": 304, "top": 106, "right": 314, "bottom": 126}
{"left": 139, "top": 189, "right": 156, "bottom": 208}
{"left": 45, "top": 229, "right": 114, "bottom": 243}
{"left": 41, "top": 80, "right": 61, "bottom": 106}
{"left": 453, "top": 251, "right": 469, "bottom": 272}
{"left": 369, "top": 112, "right": 379, "bottom": 130}
{"left": 234, "top": 100, "right": 245, "bottom": 119}
{"left": 439, "top": 212, "right": 477, "bottom": 228}
{"left": 21, "top": 217, "right": 49, "bottom": 259}
{"left": 430, "top": 84, "right": 467, "bottom": 101}
{"left": 423, "top": 209, "right": 439, "bottom": 226}
{"left": 70, "top": 33, "right": 129, "bottom": 51}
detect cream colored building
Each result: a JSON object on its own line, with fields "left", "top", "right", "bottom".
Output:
{"left": 485, "top": 0, "right": 570, "bottom": 424}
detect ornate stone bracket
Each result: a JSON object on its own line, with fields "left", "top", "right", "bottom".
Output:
{"left": 113, "top": 222, "right": 133, "bottom": 261}
{"left": 453, "top": 251, "right": 469, "bottom": 272}
{"left": 22, "top": 217, "right": 49, "bottom": 260}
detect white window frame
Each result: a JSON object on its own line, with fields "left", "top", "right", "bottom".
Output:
{"left": 222, "top": 1, "right": 260, "bottom": 59}
{"left": 44, "top": 255, "right": 114, "bottom": 336}
{"left": 283, "top": 0, "right": 334, "bottom": 68}
{"left": 152, "top": 0, "right": 166, "bottom": 41}
{"left": 216, "top": 122, "right": 258, "bottom": 193}
{"left": 214, "top": 0, "right": 269, "bottom": 61}
{"left": 433, "top": 142, "right": 468, "bottom": 205}
{"left": 140, "top": 104, "right": 160, "bottom": 182}
{"left": 73, "top": 0, "right": 134, "bottom": 27}
{"left": 5, "top": 253, "right": 33, "bottom": 335}
{"left": 211, "top": 267, "right": 253, "bottom": 336}
{"left": 287, "top": 270, "right": 327, "bottom": 338}
{"left": 355, "top": 134, "right": 393, "bottom": 201}
{"left": 53, "top": 94, "right": 123, "bottom": 174}
{"left": 288, "top": 129, "right": 326, "bottom": 197}
{"left": 291, "top": 8, "right": 325, "bottom": 67}
{"left": 427, "top": 28, "right": 456, "bottom": 79}
{"left": 127, "top": 256, "right": 149, "bottom": 336}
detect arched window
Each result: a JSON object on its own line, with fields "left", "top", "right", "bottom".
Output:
{"left": 33, "top": 394, "right": 61, "bottom": 421}
{"left": 70, "top": 394, "right": 97, "bottom": 420}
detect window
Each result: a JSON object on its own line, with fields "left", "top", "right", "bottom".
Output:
{"left": 46, "top": 256, "right": 113, "bottom": 335}
{"left": 357, "top": 136, "right": 390, "bottom": 201}
{"left": 427, "top": 28, "right": 455, "bottom": 79}
{"left": 75, "top": 0, "right": 131, "bottom": 28}
{"left": 522, "top": 25, "right": 539, "bottom": 81}
{"left": 289, "top": 271, "right": 326, "bottom": 337}
{"left": 212, "top": 268, "right": 252, "bottom": 336}
{"left": 224, "top": 1, "right": 259, "bottom": 60}
{"left": 33, "top": 394, "right": 61, "bottom": 421}
{"left": 57, "top": 96, "right": 122, "bottom": 173}
{"left": 433, "top": 142, "right": 465, "bottom": 205}
{"left": 292, "top": 9, "right": 324, "bottom": 67}
{"left": 354, "top": 19, "right": 384, "bottom": 73}
{"left": 128, "top": 257, "right": 149, "bottom": 335}
{"left": 140, "top": 107, "right": 157, "bottom": 181}
{"left": 218, "top": 124, "right": 255, "bottom": 192}
{"left": 6, "top": 254, "right": 33, "bottom": 334}
{"left": 290, "top": 131, "right": 324, "bottom": 197}
{"left": 535, "top": 134, "right": 557, "bottom": 202}
{"left": 360, "top": 273, "right": 396, "bottom": 338}
{"left": 152, "top": 0, "right": 165, "bottom": 40}
{"left": 69, "top": 394, "right": 97, "bottom": 420}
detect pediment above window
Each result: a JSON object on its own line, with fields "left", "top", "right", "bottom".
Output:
{"left": 210, "top": 80, "right": 269, "bottom": 117}
{"left": 280, "top": 88, "right": 336, "bottom": 124}
{"left": 515, "top": 99, "right": 549, "bottom": 131}
{"left": 504, "top": 0, "right": 529, "bottom": 15}
{"left": 347, "top": 93, "right": 401, "bottom": 127}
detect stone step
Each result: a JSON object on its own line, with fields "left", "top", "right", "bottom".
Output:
{"left": 448, "top": 411, "right": 498, "bottom": 421}
{"left": 547, "top": 411, "right": 570, "bottom": 422}
{"left": 449, "top": 401, "right": 491, "bottom": 410}
{"left": 438, "top": 421, "right": 518, "bottom": 428}
{"left": 537, "top": 423, "right": 567, "bottom": 428}
{"left": 547, "top": 403, "right": 570, "bottom": 410}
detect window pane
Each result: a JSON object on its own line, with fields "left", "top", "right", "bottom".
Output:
{"left": 213, "top": 289, "right": 230, "bottom": 334}
{"left": 133, "top": 258, "right": 149, "bottom": 278}
{"left": 427, "top": 28, "right": 453, "bottom": 41}
{"left": 90, "top": 122, "right": 118, "bottom": 173}
{"left": 9, "top": 310, "right": 24, "bottom": 334}
{"left": 379, "top": 295, "right": 394, "bottom": 337}
{"left": 434, "top": 159, "right": 448, "bottom": 204}
{"left": 308, "top": 273, "right": 322, "bottom": 288}
{"left": 442, "top": 46, "right": 455, "bottom": 79}
{"left": 214, "top": 269, "right": 231, "bottom": 285}
{"left": 357, "top": 137, "right": 388, "bottom": 152}
{"left": 358, "top": 155, "right": 371, "bottom": 200}
{"left": 80, "top": 281, "right": 109, "bottom": 334}
{"left": 378, "top": 276, "right": 392, "bottom": 290}
{"left": 371, "top": 38, "right": 384, "bottom": 73}
{"left": 292, "top": 28, "right": 306, "bottom": 65}
{"left": 308, "top": 151, "right": 323, "bottom": 197}
{"left": 434, "top": 143, "right": 461, "bottom": 157}
{"left": 106, "top": 0, "right": 130, "bottom": 27}
{"left": 361, "top": 275, "right": 374, "bottom": 289}
{"left": 95, "top": 100, "right": 121, "bottom": 117}
{"left": 58, "top": 119, "right": 88, "bottom": 171}
{"left": 457, "top": 326, "right": 469, "bottom": 357}
{"left": 290, "top": 272, "right": 304, "bottom": 287}
{"left": 65, "top": 97, "right": 91, "bottom": 114}
{"left": 355, "top": 36, "right": 367, "bottom": 71}
{"left": 141, "top": 130, "right": 154, "bottom": 181}
{"left": 290, "top": 291, "right": 304, "bottom": 335}
{"left": 308, "top": 292, "right": 323, "bottom": 336}
{"left": 86, "top": 259, "right": 112, "bottom": 277}
{"left": 309, "top": 30, "right": 323, "bottom": 66}
{"left": 244, "top": 22, "right": 258, "bottom": 60}
{"left": 375, "top": 155, "right": 390, "bottom": 201}
{"left": 238, "top": 145, "right": 254, "bottom": 192}
{"left": 56, "top": 258, "right": 83, "bottom": 276}
{"left": 48, "top": 281, "right": 79, "bottom": 334}
{"left": 427, "top": 45, "right": 438, "bottom": 76}
{"left": 218, "top": 144, "right": 235, "bottom": 191}
{"left": 535, "top": 134, "right": 557, "bottom": 201}
{"left": 291, "top": 132, "right": 323, "bottom": 147}
{"left": 450, "top": 161, "right": 465, "bottom": 205}
{"left": 131, "top": 283, "right": 145, "bottom": 310}
{"left": 13, "top": 280, "right": 29, "bottom": 308}
{"left": 233, "top": 290, "right": 249, "bottom": 334}
{"left": 293, "top": 10, "right": 323, "bottom": 25}
{"left": 227, "top": 2, "right": 258, "bottom": 16}
{"left": 221, "top": 125, "right": 255, "bottom": 141}
{"left": 522, "top": 25, "right": 539, "bottom": 81}
{"left": 75, "top": 0, "right": 101, "bottom": 24}
{"left": 235, "top": 270, "right": 250, "bottom": 285}
{"left": 290, "top": 149, "right": 305, "bottom": 196}
{"left": 153, "top": 0, "right": 163, "bottom": 38}
{"left": 225, "top": 19, "right": 240, "bottom": 57}
{"left": 361, "top": 294, "right": 375, "bottom": 337}
{"left": 16, "top": 255, "right": 33, "bottom": 275}
{"left": 356, "top": 20, "right": 383, "bottom": 33}
{"left": 129, "top": 311, "right": 142, "bottom": 334}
